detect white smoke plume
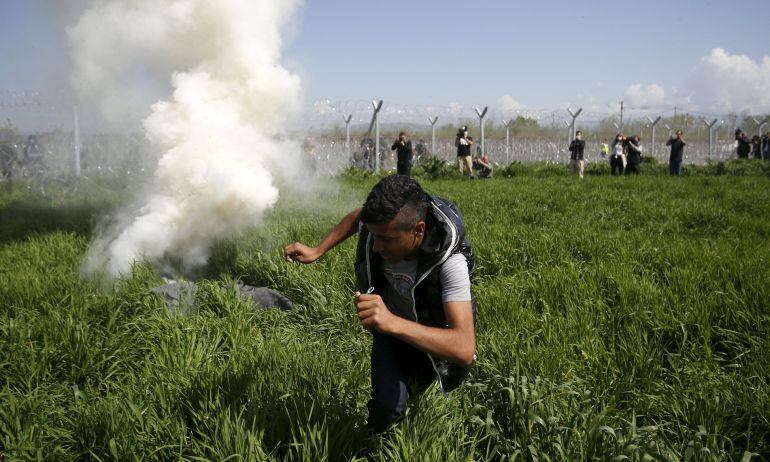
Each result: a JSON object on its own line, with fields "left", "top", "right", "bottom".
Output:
{"left": 71, "top": 0, "right": 304, "bottom": 277}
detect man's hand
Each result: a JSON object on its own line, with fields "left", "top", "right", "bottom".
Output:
{"left": 355, "top": 292, "right": 399, "bottom": 334}
{"left": 283, "top": 242, "right": 320, "bottom": 264}
{"left": 281, "top": 208, "right": 362, "bottom": 266}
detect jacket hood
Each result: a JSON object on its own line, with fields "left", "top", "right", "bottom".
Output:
{"left": 416, "top": 197, "right": 463, "bottom": 268}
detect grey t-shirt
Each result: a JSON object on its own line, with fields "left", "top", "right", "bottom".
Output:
{"left": 381, "top": 253, "right": 472, "bottom": 320}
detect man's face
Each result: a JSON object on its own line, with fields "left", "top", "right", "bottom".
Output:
{"left": 399, "top": 134, "right": 406, "bottom": 141}
{"left": 366, "top": 217, "right": 425, "bottom": 263}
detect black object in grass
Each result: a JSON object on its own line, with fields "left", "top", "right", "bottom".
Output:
{"left": 150, "top": 280, "right": 293, "bottom": 314}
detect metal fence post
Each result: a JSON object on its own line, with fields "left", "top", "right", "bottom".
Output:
{"left": 474, "top": 106, "right": 488, "bottom": 156}
{"left": 428, "top": 116, "right": 438, "bottom": 157}
{"left": 754, "top": 117, "right": 769, "bottom": 137}
{"left": 73, "top": 106, "right": 81, "bottom": 176}
{"left": 564, "top": 120, "right": 571, "bottom": 162}
{"left": 343, "top": 114, "right": 352, "bottom": 158}
{"left": 703, "top": 118, "right": 718, "bottom": 159}
{"left": 502, "top": 119, "right": 512, "bottom": 163}
{"left": 646, "top": 116, "right": 661, "bottom": 158}
{"left": 714, "top": 122, "right": 721, "bottom": 160}
{"left": 568, "top": 107, "right": 582, "bottom": 141}
{"left": 371, "top": 100, "right": 383, "bottom": 172}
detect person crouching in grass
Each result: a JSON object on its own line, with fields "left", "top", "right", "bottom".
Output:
{"left": 283, "top": 175, "right": 476, "bottom": 433}
{"left": 472, "top": 153, "right": 493, "bottom": 178}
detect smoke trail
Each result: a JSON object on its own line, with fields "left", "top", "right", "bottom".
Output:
{"left": 71, "top": 0, "right": 304, "bottom": 277}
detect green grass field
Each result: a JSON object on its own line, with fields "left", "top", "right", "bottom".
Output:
{"left": 1, "top": 165, "right": 769, "bottom": 461}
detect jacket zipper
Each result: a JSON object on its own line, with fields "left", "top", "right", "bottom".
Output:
{"left": 365, "top": 233, "right": 374, "bottom": 292}
{"left": 409, "top": 202, "right": 458, "bottom": 393}
{"left": 364, "top": 202, "right": 460, "bottom": 393}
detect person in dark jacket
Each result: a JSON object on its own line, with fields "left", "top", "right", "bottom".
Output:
{"left": 455, "top": 126, "right": 475, "bottom": 179}
{"left": 762, "top": 132, "right": 770, "bottom": 161}
{"left": 391, "top": 132, "right": 414, "bottom": 176}
{"left": 568, "top": 130, "right": 586, "bottom": 178}
{"left": 283, "top": 175, "right": 476, "bottom": 433}
{"left": 751, "top": 135, "right": 762, "bottom": 159}
{"left": 610, "top": 134, "right": 627, "bottom": 176}
{"left": 666, "top": 130, "right": 687, "bottom": 176}
{"left": 23, "top": 135, "right": 43, "bottom": 163}
{"left": 736, "top": 131, "right": 751, "bottom": 159}
{"left": 472, "top": 153, "right": 493, "bottom": 178}
{"left": 624, "top": 135, "right": 643, "bottom": 175}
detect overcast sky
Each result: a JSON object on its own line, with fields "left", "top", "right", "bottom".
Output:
{"left": 1, "top": 0, "right": 769, "bottom": 130}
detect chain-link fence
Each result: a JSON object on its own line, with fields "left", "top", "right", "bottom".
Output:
{"left": 2, "top": 90, "right": 767, "bottom": 178}
{"left": 302, "top": 99, "right": 768, "bottom": 172}
{"left": 302, "top": 136, "right": 743, "bottom": 175}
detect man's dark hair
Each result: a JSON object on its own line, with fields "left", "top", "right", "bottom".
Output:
{"left": 361, "top": 175, "right": 428, "bottom": 230}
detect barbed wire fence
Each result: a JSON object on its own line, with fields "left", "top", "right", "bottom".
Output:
{"left": 0, "top": 89, "right": 157, "bottom": 177}
{"left": 1, "top": 90, "right": 767, "bottom": 177}
{"left": 301, "top": 99, "right": 766, "bottom": 173}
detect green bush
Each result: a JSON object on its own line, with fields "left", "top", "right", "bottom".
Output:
{"left": 687, "top": 159, "right": 770, "bottom": 177}
{"left": 413, "top": 156, "right": 459, "bottom": 180}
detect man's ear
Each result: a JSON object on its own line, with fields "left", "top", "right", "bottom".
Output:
{"left": 414, "top": 221, "right": 426, "bottom": 237}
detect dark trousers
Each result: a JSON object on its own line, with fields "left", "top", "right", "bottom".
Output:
{"left": 669, "top": 158, "right": 682, "bottom": 176}
{"left": 477, "top": 167, "right": 492, "bottom": 178}
{"left": 624, "top": 162, "right": 640, "bottom": 175}
{"left": 610, "top": 156, "right": 623, "bottom": 175}
{"left": 368, "top": 331, "right": 435, "bottom": 433}
{"left": 397, "top": 156, "right": 412, "bottom": 177}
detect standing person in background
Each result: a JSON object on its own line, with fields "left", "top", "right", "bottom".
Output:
{"left": 762, "top": 132, "right": 770, "bottom": 161}
{"left": 455, "top": 126, "right": 475, "bottom": 179}
{"left": 610, "top": 134, "right": 626, "bottom": 176}
{"left": 600, "top": 139, "right": 609, "bottom": 159}
{"left": 751, "top": 135, "right": 762, "bottom": 159}
{"left": 302, "top": 137, "right": 317, "bottom": 173}
{"left": 624, "top": 135, "right": 643, "bottom": 175}
{"left": 414, "top": 139, "right": 428, "bottom": 162}
{"left": 666, "top": 130, "right": 686, "bottom": 176}
{"left": 1, "top": 143, "right": 17, "bottom": 191}
{"left": 736, "top": 131, "right": 751, "bottom": 159}
{"left": 391, "top": 132, "right": 414, "bottom": 177}
{"left": 23, "top": 135, "right": 43, "bottom": 164}
{"left": 568, "top": 130, "right": 585, "bottom": 178}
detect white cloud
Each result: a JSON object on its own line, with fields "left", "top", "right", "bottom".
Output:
{"left": 498, "top": 95, "right": 526, "bottom": 112}
{"left": 686, "top": 48, "right": 770, "bottom": 113}
{"left": 624, "top": 83, "right": 666, "bottom": 107}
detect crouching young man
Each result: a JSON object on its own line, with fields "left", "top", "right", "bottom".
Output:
{"left": 283, "top": 175, "right": 476, "bottom": 433}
